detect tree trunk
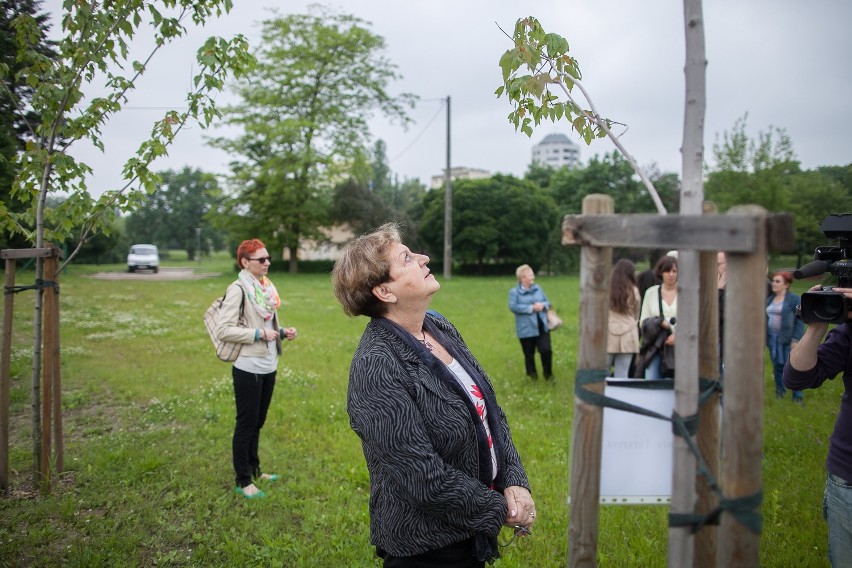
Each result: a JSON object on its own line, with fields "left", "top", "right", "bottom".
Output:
{"left": 288, "top": 246, "right": 299, "bottom": 273}
{"left": 669, "top": 1, "right": 707, "bottom": 565}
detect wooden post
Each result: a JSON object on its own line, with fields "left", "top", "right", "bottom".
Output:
{"left": 51, "top": 261, "right": 63, "bottom": 473}
{"left": 40, "top": 255, "right": 56, "bottom": 491}
{"left": 1, "top": 259, "right": 15, "bottom": 493}
{"left": 718, "top": 205, "right": 767, "bottom": 566}
{"left": 567, "top": 194, "right": 613, "bottom": 567}
{"left": 695, "top": 202, "right": 720, "bottom": 567}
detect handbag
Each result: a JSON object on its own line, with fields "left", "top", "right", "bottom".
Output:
{"left": 546, "top": 308, "right": 563, "bottom": 330}
{"left": 657, "top": 288, "right": 675, "bottom": 378}
{"left": 203, "top": 286, "right": 246, "bottom": 362}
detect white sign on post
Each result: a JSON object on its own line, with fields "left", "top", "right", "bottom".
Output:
{"left": 599, "top": 380, "right": 675, "bottom": 505}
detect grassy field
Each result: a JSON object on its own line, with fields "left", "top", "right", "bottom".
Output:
{"left": 0, "top": 252, "right": 838, "bottom": 567}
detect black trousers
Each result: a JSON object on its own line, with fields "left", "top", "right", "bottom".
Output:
{"left": 232, "top": 366, "right": 276, "bottom": 487}
{"left": 519, "top": 318, "right": 552, "bottom": 378}
{"left": 379, "top": 538, "right": 483, "bottom": 568}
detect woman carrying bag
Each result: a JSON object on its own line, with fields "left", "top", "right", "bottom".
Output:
{"left": 636, "top": 256, "right": 678, "bottom": 379}
{"left": 214, "top": 239, "right": 297, "bottom": 499}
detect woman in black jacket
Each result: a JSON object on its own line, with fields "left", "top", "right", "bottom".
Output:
{"left": 332, "top": 223, "right": 534, "bottom": 567}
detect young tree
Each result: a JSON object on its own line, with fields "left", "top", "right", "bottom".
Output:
{"left": 0, "top": 0, "right": 253, "bottom": 488}
{"left": 496, "top": 17, "right": 667, "bottom": 214}
{"left": 210, "top": 5, "right": 416, "bottom": 272}
{"left": 497, "top": 7, "right": 710, "bottom": 564}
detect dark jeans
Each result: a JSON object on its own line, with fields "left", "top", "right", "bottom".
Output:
{"left": 767, "top": 333, "right": 802, "bottom": 401}
{"left": 519, "top": 319, "right": 552, "bottom": 378}
{"left": 379, "top": 538, "right": 483, "bottom": 568}
{"left": 232, "top": 366, "right": 276, "bottom": 488}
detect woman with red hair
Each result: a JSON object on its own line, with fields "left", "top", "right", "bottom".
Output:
{"left": 215, "top": 239, "right": 297, "bottom": 498}
{"left": 766, "top": 270, "right": 804, "bottom": 403}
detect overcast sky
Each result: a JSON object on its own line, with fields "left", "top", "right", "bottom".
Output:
{"left": 42, "top": 0, "right": 852, "bottom": 197}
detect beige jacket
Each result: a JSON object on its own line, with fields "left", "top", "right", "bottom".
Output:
{"left": 607, "top": 286, "right": 640, "bottom": 354}
{"left": 214, "top": 281, "right": 281, "bottom": 357}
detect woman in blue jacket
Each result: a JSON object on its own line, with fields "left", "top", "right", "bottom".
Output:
{"left": 766, "top": 271, "right": 805, "bottom": 402}
{"left": 509, "top": 264, "right": 553, "bottom": 380}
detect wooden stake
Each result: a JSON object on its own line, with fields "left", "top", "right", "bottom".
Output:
{"left": 568, "top": 194, "right": 613, "bottom": 567}
{"left": 0, "top": 259, "right": 16, "bottom": 493}
{"left": 695, "top": 203, "right": 720, "bottom": 567}
{"left": 718, "top": 205, "right": 767, "bottom": 566}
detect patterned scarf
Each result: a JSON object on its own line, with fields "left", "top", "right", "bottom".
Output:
{"left": 238, "top": 269, "right": 280, "bottom": 321}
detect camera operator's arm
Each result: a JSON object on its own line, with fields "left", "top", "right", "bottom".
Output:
{"left": 789, "top": 284, "right": 830, "bottom": 372}
{"left": 786, "top": 286, "right": 852, "bottom": 391}
{"left": 789, "top": 323, "right": 829, "bottom": 371}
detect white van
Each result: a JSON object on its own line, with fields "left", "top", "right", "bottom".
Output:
{"left": 127, "top": 244, "right": 159, "bottom": 273}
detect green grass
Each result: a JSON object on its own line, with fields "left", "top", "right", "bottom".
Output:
{"left": 0, "top": 255, "right": 836, "bottom": 567}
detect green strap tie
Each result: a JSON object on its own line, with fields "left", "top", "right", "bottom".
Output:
{"left": 573, "top": 369, "right": 759, "bottom": 535}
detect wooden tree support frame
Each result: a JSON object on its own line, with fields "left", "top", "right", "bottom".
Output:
{"left": 1, "top": 246, "right": 64, "bottom": 494}
{"left": 564, "top": 195, "right": 793, "bottom": 568}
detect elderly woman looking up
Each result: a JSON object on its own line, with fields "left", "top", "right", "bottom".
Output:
{"left": 332, "top": 223, "right": 534, "bottom": 568}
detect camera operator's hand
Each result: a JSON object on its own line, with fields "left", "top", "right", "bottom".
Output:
{"left": 836, "top": 288, "right": 852, "bottom": 321}
{"left": 787, "top": 281, "right": 842, "bottom": 371}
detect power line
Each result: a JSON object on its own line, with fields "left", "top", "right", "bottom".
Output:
{"left": 389, "top": 98, "right": 446, "bottom": 164}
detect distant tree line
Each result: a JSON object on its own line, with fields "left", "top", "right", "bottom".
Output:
{"left": 2, "top": 4, "right": 849, "bottom": 274}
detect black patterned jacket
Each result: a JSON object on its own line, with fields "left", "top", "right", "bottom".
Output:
{"left": 347, "top": 313, "right": 530, "bottom": 557}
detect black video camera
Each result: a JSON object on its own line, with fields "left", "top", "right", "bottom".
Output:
{"left": 794, "top": 213, "right": 852, "bottom": 324}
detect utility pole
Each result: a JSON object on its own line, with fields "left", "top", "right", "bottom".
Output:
{"left": 443, "top": 95, "right": 452, "bottom": 279}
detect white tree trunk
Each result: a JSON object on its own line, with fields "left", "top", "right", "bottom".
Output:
{"left": 668, "top": 0, "right": 707, "bottom": 566}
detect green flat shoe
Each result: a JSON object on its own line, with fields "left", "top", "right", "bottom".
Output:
{"left": 235, "top": 485, "right": 266, "bottom": 499}
{"left": 258, "top": 473, "right": 280, "bottom": 482}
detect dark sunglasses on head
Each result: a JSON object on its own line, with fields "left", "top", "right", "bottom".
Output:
{"left": 249, "top": 256, "right": 272, "bottom": 264}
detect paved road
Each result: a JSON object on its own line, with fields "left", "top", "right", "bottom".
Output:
{"left": 88, "top": 267, "right": 221, "bottom": 280}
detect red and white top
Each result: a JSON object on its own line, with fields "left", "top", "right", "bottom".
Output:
{"left": 446, "top": 358, "right": 498, "bottom": 480}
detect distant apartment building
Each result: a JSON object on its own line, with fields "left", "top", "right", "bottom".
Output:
{"left": 282, "top": 225, "right": 355, "bottom": 261}
{"left": 531, "top": 133, "right": 580, "bottom": 169}
{"left": 430, "top": 166, "right": 492, "bottom": 189}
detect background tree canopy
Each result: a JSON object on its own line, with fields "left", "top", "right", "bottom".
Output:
{"left": 0, "top": 0, "right": 55, "bottom": 250}
{"left": 125, "top": 167, "right": 224, "bottom": 260}
{"left": 5, "top": 6, "right": 848, "bottom": 276}
{"left": 419, "top": 175, "right": 559, "bottom": 272}
{"left": 705, "top": 114, "right": 852, "bottom": 264}
{"left": 209, "top": 5, "right": 415, "bottom": 272}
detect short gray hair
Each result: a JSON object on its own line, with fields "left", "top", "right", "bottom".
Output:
{"left": 332, "top": 223, "right": 401, "bottom": 317}
{"left": 515, "top": 264, "right": 533, "bottom": 281}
